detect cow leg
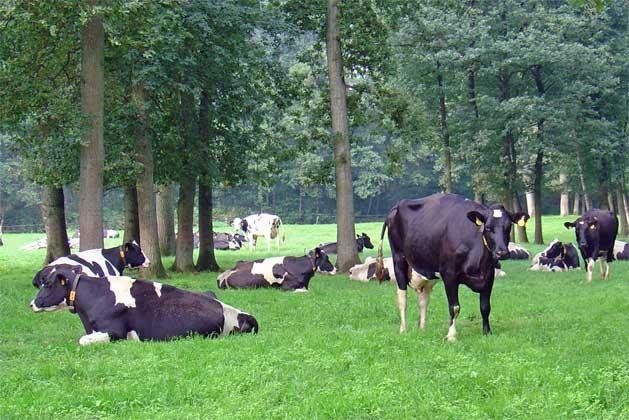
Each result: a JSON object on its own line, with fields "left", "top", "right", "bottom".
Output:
{"left": 392, "top": 255, "right": 410, "bottom": 333}
{"left": 78, "top": 331, "right": 111, "bottom": 346}
{"left": 480, "top": 290, "right": 492, "bottom": 335}
{"left": 586, "top": 258, "right": 595, "bottom": 282}
{"left": 397, "top": 288, "right": 407, "bottom": 333}
{"left": 417, "top": 282, "right": 434, "bottom": 330}
{"left": 600, "top": 258, "right": 609, "bottom": 280}
{"left": 444, "top": 281, "right": 460, "bottom": 342}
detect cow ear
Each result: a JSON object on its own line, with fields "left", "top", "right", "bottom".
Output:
{"left": 124, "top": 242, "right": 131, "bottom": 251}
{"left": 314, "top": 247, "right": 321, "bottom": 257}
{"left": 467, "top": 211, "right": 486, "bottom": 226}
{"left": 511, "top": 212, "right": 530, "bottom": 227}
{"left": 564, "top": 222, "right": 576, "bottom": 229}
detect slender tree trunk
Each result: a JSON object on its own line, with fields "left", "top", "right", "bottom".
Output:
{"left": 572, "top": 192, "right": 581, "bottom": 215}
{"left": 531, "top": 65, "right": 545, "bottom": 245}
{"left": 513, "top": 192, "right": 529, "bottom": 243}
{"left": 79, "top": 0, "right": 104, "bottom": 251}
{"left": 576, "top": 145, "right": 592, "bottom": 211}
{"left": 560, "top": 172, "right": 569, "bottom": 217}
{"left": 123, "top": 185, "right": 140, "bottom": 244}
{"left": 156, "top": 183, "right": 176, "bottom": 256}
{"left": 526, "top": 192, "right": 535, "bottom": 218}
{"left": 607, "top": 191, "right": 615, "bottom": 213}
{"left": 43, "top": 186, "right": 70, "bottom": 264}
{"left": 197, "top": 181, "right": 219, "bottom": 271}
{"left": 436, "top": 61, "right": 453, "bottom": 193}
{"left": 617, "top": 186, "right": 628, "bottom": 236}
{"left": 599, "top": 158, "right": 610, "bottom": 210}
{"left": 623, "top": 191, "right": 629, "bottom": 233}
{"left": 326, "top": 0, "right": 360, "bottom": 272}
{"left": 467, "top": 67, "right": 479, "bottom": 119}
{"left": 173, "top": 177, "right": 196, "bottom": 272}
{"left": 473, "top": 189, "right": 482, "bottom": 203}
{"left": 133, "top": 83, "right": 166, "bottom": 278}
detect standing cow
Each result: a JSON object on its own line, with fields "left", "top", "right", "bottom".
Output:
{"left": 564, "top": 209, "right": 619, "bottom": 282}
{"left": 376, "top": 193, "right": 528, "bottom": 341}
{"left": 30, "top": 264, "right": 258, "bottom": 344}
{"left": 233, "top": 213, "right": 285, "bottom": 251}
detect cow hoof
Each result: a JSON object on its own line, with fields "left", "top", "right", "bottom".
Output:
{"left": 445, "top": 335, "right": 457, "bottom": 342}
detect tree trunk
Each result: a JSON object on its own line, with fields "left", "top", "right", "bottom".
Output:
{"left": 173, "top": 177, "right": 196, "bottom": 272}
{"left": 599, "top": 158, "right": 610, "bottom": 210}
{"left": 572, "top": 192, "right": 580, "bottom": 215}
{"left": 624, "top": 191, "right": 629, "bottom": 233}
{"left": 530, "top": 65, "right": 545, "bottom": 245}
{"left": 156, "top": 183, "right": 176, "bottom": 256}
{"left": 559, "top": 172, "right": 569, "bottom": 217}
{"left": 576, "top": 145, "right": 592, "bottom": 211}
{"left": 467, "top": 66, "right": 479, "bottom": 119}
{"left": 607, "top": 191, "right": 615, "bottom": 213}
{"left": 133, "top": 83, "right": 166, "bottom": 278}
{"left": 473, "top": 189, "right": 482, "bottom": 203}
{"left": 326, "top": 0, "right": 360, "bottom": 272}
{"left": 526, "top": 191, "right": 535, "bottom": 218}
{"left": 436, "top": 61, "right": 453, "bottom": 193}
{"left": 123, "top": 185, "right": 140, "bottom": 244}
{"left": 197, "top": 181, "right": 220, "bottom": 271}
{"left": 513, "top": 192, "right": 528, "bottom": 243}
{"left": 617, "top": 186, "right": 628, "bottom": 236}
{"left": 78, "top": 0, "right": 104, "bottom": 251}
{"left": 43, "top": 186, "right": 70, "bottom": 264}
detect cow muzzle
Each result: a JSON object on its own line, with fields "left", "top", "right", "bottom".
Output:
{"left": 494, "top": 249, "right": 509, "bottom": 259}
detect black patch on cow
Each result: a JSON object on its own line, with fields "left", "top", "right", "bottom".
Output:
{"left": 67, "top": 255, "right": 106, "bottom": 278}
{"left": 104, "top": 260, "right": 117, "bottom": 276}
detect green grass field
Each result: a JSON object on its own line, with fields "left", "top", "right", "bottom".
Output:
{"left": 1, "top": 216, "right": 627, "bottom": 419}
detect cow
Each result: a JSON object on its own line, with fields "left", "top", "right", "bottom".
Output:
{"left": 217, "top": 248, "right": 335, "bottom": 291}
{"left": 29, "top": 264, "right": 258, "bottom": 345}
{"left": 564, "top": 209, "right": 619, "bottom": 282}
{"left": 375, "top": 193, "right": 529, "bottom": 341}
{"left": 232, "top": 213, "right": 285, "bottom": 251}
{"left": 103, "top": 229, "right": 120, "bottom": 239}
{"left": 614, "top": 240, "right": 629, "bottom": 260}
{"left": 530, "top": 240, "right": 580, "bottom": 272}
{"left": 32, "top": 241, "right": 150, "bottom": 289}
{"left": 316, "top": 233, "right": 374, "bottom": 255}
{"left": 506, "top": 242, "right": 530, "bottom": 260}
{"left": 213, "top": 232, "right": 245, "bottom": 250}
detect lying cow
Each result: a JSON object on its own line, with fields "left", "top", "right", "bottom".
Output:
{"left": 30, "top": 264, "right": 258, "bottom": 345}
{"left": 614, "top": 240, "right": 629, "bottom": 260}
{"left": 32, "top": 241, "right": 150, "bottom": 288}
{"left": 530, "top": 239, "right": 580, "bottom": 272}
{"left": 217, "top": 248, "right": 335, "bottom": 291}
{"left": 507, "top": 242, "right": 530, "bottom": 259}
{"left": 376, "top": 193, "right": 529, "bottom": 340}
{"left": 565, "top": 209, "right": 618, "bottom": 282}
{"left": 316, "top": 233, "right": 374, "bottom": 255}
{"left": 213, "top": 232, "right": 245, "bottom": 250}
{"left": 233, "top": 213, "right": 285, "bottom": 251}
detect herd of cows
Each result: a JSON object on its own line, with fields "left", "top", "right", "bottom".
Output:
{"left": 26, "top": 193, "right": 628, "bottom": 345}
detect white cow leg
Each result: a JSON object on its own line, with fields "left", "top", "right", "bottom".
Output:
{"left": 587, "top": 259, "right": 595, "bottom": 283}
{"left": 397, "top": 289, "right": 407, "bottom": 333}
{"left": 446, "top": 305, "right": 460, "bottom": 342}
{"left": 417, "top": 285, "right": 433, "bottom": 330}
{"left": 79, "top": 331, "right": 111, "bottom": 346}
{"left": 601, "top": 259, "right": 609, "bottom": 280}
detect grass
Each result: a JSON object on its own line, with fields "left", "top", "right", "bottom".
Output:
{"left": 0, "top": 216, "right": 628, "bottom": 419}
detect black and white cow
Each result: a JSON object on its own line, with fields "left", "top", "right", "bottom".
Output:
{"left": 213, "top": 232, "right": 245, "bottom": 250}
{"left": 217, "top": 248, "right": 335, "bottom": 291}
{"left": 375, "top": 193, "right": 529, "bottom": 340}
{"left": 32, "top": 241, "right": 150, "bottom": 288}
{"left": 530, "top": 239, "right": 580, "bottom": 272}
{"left": 565, "top": 209, "right": 619, "bottom": 282}
{"left": 316, "top": 233, "right": 374, "bottom": 255}
{"left": 29, "top": 264, "right": 257, "bottom": 345}
{"left": 232, "top": 213, "right": 285, "bottom": 251}
{"left": 507, "top": 242, "right": 530, "bottom": 260}
{"left": 103, "top": 229, "right": 120, "bottom": 239}
{"left": 614, "top": 240, "right": 629, "bottom": 260}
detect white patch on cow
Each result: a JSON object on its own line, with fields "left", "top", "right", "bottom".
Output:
{"left": 218, "top": 301, "right": 243, "bottom": 336}
{"left": 126, "top": 330, "right": 140, "bottom": 341}
{"left": 586, "top": 258, "right": 595, "bottom": 282}
{"left": 397, "top": 288, "right": 407, "bottom": 333}
{"left": 531, "top": 239, "right": 559, "bottom": 265}
{"left": 30, "top": 299, "right": 69, "bottom": 312}
{"left": 79, "top": 331, "right": 110, "bottom": 346}
{"left": 217, "top": 270, "right": 237, "bottom": 287}
{"left": 614, "top": 240, "right": 626, "bottom": 257}
{"left": 349, "top": 258, "right": 375, "bottom": 282}
{"left": 141, "top": 250, "right": 151, "bottom": 268}
{"left": 495, "top": 269, "right": 507, "bottom": 277}
{"left": 579, "top": 221, "right": 585, "bottom": 225}
{"left": 446, "top": 305, "right": 460, "bottom": 342}
{"left": 493, "top": 209, "right": 503, "bottom": 218}
{"left": 107, "top": 276, "right": 136, "bottom": 307}
{"left": 293, "top": 288, "right": 309, "bottom": 293}
{"left": 251, "top": 257, "right": 286, "bottom": 284}
{"left": 153, "top": 282, "right": 162, "bottom": 298}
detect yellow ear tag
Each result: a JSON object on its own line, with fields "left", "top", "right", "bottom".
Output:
{"left": 590, "top": 225, "right": 596, "bottom": 230}
{"left": 60, "top": 279, "right": 66, "bottom": 286}
{"left": 475, "top": 218, "right": 483, "bottom": 226}
{"left": 69, "top": 291, "right": 76, "bottom": 301}
{"left": 517, "top": 219, "right": 526, "bottom": 227}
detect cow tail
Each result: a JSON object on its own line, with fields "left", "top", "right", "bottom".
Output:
{"left": 281, "top": 219, "right": 286, "bottom": 242}
{"left": 375, "top": 221, "right": 388, "bottom": 283}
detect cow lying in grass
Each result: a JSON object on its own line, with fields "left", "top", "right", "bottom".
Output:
{"left": 30, "top": 265, "right": 257, "bottom": 345}
{"left": 217, "top": 248, "right": 335, "bottom": 291}
{"left": 530, "top": 239, "right": 580, "bottom": 272}
{"left": 316, "top": 233, "right": 374, "bottom": 255}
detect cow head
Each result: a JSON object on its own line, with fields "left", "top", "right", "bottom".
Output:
{"left": 466, "top": 205, "right": 529, "bottom": 260}
{"left": 357, "top": 233, "right": 374, "bottom": 250}
{"left": 123, "top": 241, "right": 150, "bottom": 268}
{"left": 312, "top": 248, "right": 336, "bottom": 274}
{"left": 542, "top": 239, "right": 564, "bottom": 259}
{"left": 32, "top": 265, "right": 58, "bottom": 289}
{"left": 235, "top": 313, "right": 259, "bottom": 334}
{"left": 30, "top": 264, "right": 81, "bottom": 312}
{"left": 565, "top": 216, "right": 599, "bottom": 250}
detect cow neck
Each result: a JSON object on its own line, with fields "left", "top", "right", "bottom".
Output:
{"left": 67, "top": 273, "right": 82, "bottom": 313}
{"left": 102, "top": 246, "right": 126, "bottom": 273}
{"left": 306, "top": 254, "right": 317, "bottom": 273}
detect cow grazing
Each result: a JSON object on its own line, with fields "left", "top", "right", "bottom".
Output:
{"left": 507, "top": 242, "right": 530, "bottom": 260}
{"left": 375, "top": 193, "right": 529, "bottom": 341}
{"left": 564, "top": 209, "right": 619, "bottom": 282}
{"left": 614, "top": 240, "right": 629, "bottom": 260}
{"left": 530, "top": 240, "right": 580, "bottom": 272}
{"left": 32, "top": 241, "right": 150, "bottom": 288}
{"left": 316, "top": 233, "right": 374, "bottom": 255}
{"left": 232, "top": 213, "right": 285, "bottom": 251}
{"left": 217, "top": 248, "right": 335, "bottom": 291}
{"left": 29, "top": 265, "right": 257, "bottom": 345}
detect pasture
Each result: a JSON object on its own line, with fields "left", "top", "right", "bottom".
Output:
{"left": 1, "top": 216, "right": 628, "bottom": 419}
